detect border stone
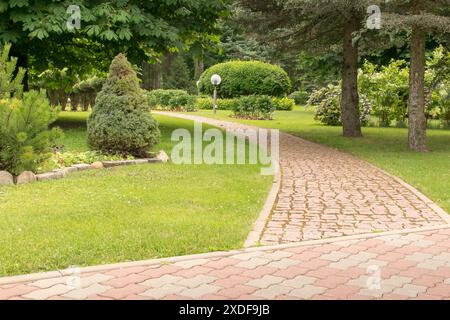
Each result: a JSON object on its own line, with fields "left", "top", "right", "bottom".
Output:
{"left": 15, "top": 171, "right": 36, "bottom": 184}
{"left": 91, "top": 161, "right": 104, "bottom": 169}
{"left": 72, "top": 164, "right": 91, "bottom": 171}
{"left": 0, "top": 171, "right": 14, "bottom": 186}
{"left": 36, "top": 172, "right": 62, "bottom": 181}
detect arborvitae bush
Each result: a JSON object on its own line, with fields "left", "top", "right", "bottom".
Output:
{"left": 87, "top": 53, "right": 160, "bottom": 157}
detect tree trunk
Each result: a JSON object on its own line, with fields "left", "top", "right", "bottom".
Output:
{"left": 194, "top": 56, "right": 204, "bottom": 80}
{"left": 340, "top": 21, "right": 362, "bottom": 137}
{"left": 141, "top": 61, "right": 162, "bottom": 90}
{"left": 10, "top": 44, "right": 29, "bottom": 91}
{"left": 408, "top": 26, "right": 428, "bottom": 151}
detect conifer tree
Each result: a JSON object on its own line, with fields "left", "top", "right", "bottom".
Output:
{"left": 87, "top": 53, "right": 160, "bottom": 157}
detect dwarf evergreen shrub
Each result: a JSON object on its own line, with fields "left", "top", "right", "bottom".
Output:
{"left": 87, "top": 54, "right": 160, "bottom": 157}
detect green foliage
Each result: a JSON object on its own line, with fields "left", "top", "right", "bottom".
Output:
{"left": 196, "top": 96, "right": 238, "bottom": 111}
{"left": 0, "top": 43, "right": 24, "bottom": 98}
{"left": 87, "top": 53, "right": 160, "bottom": 157}
{"left": 272, "top": 97, "right": 295, "bottom": 111}
{"left": 0, "top": 90, "right": 60, "bottom": 175}
{"left": 311, "top": 84, "right": 372, "bottom": 126}
{"left": 50, "top": 151, "right": 134, "bottom": 169}
{"left": 232, "top": 95, "right": 275, "bottom": 120}
{"left": 429, "top": 86, "right": 450, "bottom": 127}
{"left": 0, "top": 1, "right": 227, "bottom": 71}
{"left": 71, "top": 76, "right": 106, "bottom": 111}
{"left": 147, "top": 89, "right": 196, "bottom": 112}
{"left": 359, "top": 60, "right": 409, "bottom": 127}
{"left": 162, "top": 56, "right": 195, "bottom": 93}
{"left": 289, "top": 90, "right": 309, "bottom": 106}
{"left": 198, "top": 61, "right": 291, "bottom": 98}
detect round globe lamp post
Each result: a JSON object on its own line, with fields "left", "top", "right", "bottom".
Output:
{"left": 210, "top": 74, "right": 222, "bottom": 114}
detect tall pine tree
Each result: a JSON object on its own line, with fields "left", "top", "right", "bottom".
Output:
{"left": 383, "top": 0, "right": 450, "bottom": 151}
{"left": 237, "top": 0, "right": 379, "bottom": 137}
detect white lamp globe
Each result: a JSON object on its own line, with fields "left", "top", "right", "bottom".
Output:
{"left": 210, "top": 74, "right": 222, "bottom": 86}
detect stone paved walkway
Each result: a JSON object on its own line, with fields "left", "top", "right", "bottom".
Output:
{"left": 154, "top": 112, "right": 450, "bottom": 245}
{"left": 1, "top": 112, "right": 448, "bottom": 300}
{"left": 1, "top": 227, "right": 450, "bottom": 300}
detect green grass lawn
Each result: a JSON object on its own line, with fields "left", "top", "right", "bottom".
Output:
{"left": 0, "top": 112, "right": 272, "bottom": 276}
{"left": 189, "top": 108, "right": 450, "bottom": 214}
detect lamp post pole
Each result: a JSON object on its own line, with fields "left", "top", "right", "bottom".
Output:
{"left": 213, "top": 86, "right": 218, "bottom": 114}
{"left": 210, "top": 74, "right": 221, "bottom": 115}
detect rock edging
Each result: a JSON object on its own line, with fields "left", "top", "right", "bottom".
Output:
{"left": 0, "top": 150, "right": 169, "bottom": 186}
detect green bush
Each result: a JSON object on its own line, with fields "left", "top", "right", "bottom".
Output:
{"left": 232, "top": 95, "right": 275, "bottom": 120}
{"left": 359, "top": 60, "right": 409, "bottom": 127}
{"left": 71, "top": 76, "right": 106, "bottom": 111}
{"left": 311, "top": 84, "right": 372, "bottom": 126}
{"left": 196, "top": 96, "right": 238, "bottom": 111}
{"left": 198, "top": 61, "right": 291, "bottom": 98}
{"left": 0, "top": 43, "right": 25, "bottom": 98}
{"left": 87, "top": 53, "right": 160, "bottom": 157}
{"left": 272, "top": 97, "right": 295, "bottom": 111}
{"left": 289, "top": 90, "right": 309, "bottom": 105}
{"left": 147, "top": 89, "right": 196, "bottom": 112}
{"left": 0, "top": 91, "right": 61, "bottom": 175}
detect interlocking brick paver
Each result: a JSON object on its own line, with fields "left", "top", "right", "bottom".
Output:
{"left": 141, "top": 284, "right": 187, "bottom": 299}
{"left": 178, "top": 275, "right": 216, "bottom": 288}
{"left": 246, "top": 275, "right": 284, "bottom": 289}
{"left": 23, "top": 284, "right": 73, "bottom": 300}
{"left": 2, "top": 227, "right": 450, "bottom": 300}
{"left": 289, "top": 285, "right": 327, "bottom": 299}
{"left": 62, "top": 283, "right": 111, "bottom": 299}
{"left": 100, "top": 284, "right": 147, "bottom": 299}
{"left": 393, "top": 284, "right": 427, "bottom": 298}
{"left": 281, "top": 275, "right": 317, "bottom": 289}
{"left": 177, "top": 284, "right": 221, "bottom": 299}
{"left": 140, "top": 274, "right": 184, "bottom": 287}
{"left": 253, "top": 285, "right": 293, "bottom": 299}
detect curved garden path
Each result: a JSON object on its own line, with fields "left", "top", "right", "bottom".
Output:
{"left": 0, "top": 112, "right": 449, "bottom": 300}
{"left": 155, "top": 112, "right": 450, "bottom": 245}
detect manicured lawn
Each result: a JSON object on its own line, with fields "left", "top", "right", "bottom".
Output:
{"left": 190, "top": 108, "right": 450, "bottom": 214}
{"left": 0, "top": 112, "right": 272, "bottom": 276}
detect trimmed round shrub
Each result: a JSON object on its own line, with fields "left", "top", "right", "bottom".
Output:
{"left": 272, "top": 97, "right": 295, "bottom": 111}
{"left": 198, "top": 61, "right": 291, "bottom": 98}
{"left": 87, "top": 53, "right": 160, "bottom": 157}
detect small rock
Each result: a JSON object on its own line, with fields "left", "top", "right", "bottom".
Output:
{"left": 15, "top": 171, "right": 36, "bottom": 184}
{"left": 64, "top": 167, "right": 78, "bottom": 174}
{"left": 52, "top": 169, "right": 67, "bottom": 178}
{"left": 0, "top": 171, "right": 14, "bottom": 186}
{"left": 133, "top": 159, "right": 149, "bottom": 164}
{"left": 102, "top": 161, "right": 123, "bottom": 168}
{"left": 72, "top": 164, "right": 91, "bottom": 171}
{"left": 91, "top": 161, "right": 104, "bottom": 169}
{"left": 36, "top": 172, "right": 61, "bottom": 181}
{"left": 156, "top": 150, "right": 170, "bottom": 163}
